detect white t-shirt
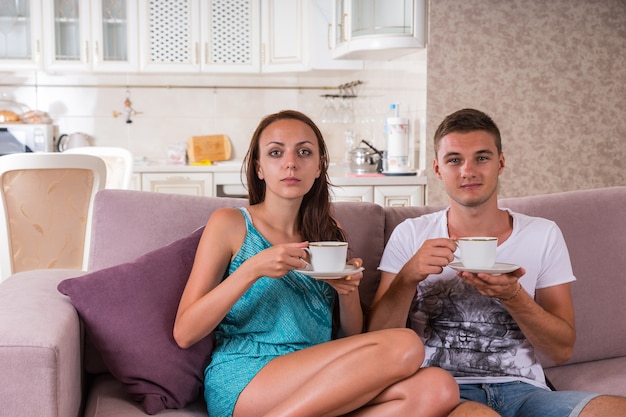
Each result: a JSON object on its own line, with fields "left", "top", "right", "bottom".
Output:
{"left": 379, "top": 208, "right": 575, "bottom": 389}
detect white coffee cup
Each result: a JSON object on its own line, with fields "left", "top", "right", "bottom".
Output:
{"left": 304, "top": 241, "right": 348, "bottom": 272}
{"left": 456, "top": 237, "right": 497, "bottom": 269}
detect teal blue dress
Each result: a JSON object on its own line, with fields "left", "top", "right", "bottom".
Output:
{"left": 204, "top": 208, "right": 335, "bottom": 416}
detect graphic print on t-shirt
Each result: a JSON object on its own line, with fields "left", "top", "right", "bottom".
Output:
{"left": 410, "top": 277, "right": 537, "bottom": 380}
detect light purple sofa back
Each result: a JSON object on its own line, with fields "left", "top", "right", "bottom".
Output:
{"left": 383, "top": 186, "right": 626, "bottom": 367}
{"left": 89, "top": 190, "right": 385, "bottom": 310}
{"left": 89, "top": 187, "right": 626, "bottom": 370}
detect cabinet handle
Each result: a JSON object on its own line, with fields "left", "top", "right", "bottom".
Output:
{"left": 85, "top": 41, "right": 89, "bottom": 63}
{"left": 327, "top": 23, "right": 332, "bottom": 50}
{"left": 94, "top": 41, "right": 99, "bottom": 63}
{"left": 35, "top": 40, "right": 40, "bottom": 63}
{"left": 342, "top": 13, "right": 349, "bottom": 42}
{"left": 205, "top": 42, "right": 209, "bottom": 64}
{"left": 194, "top": 42, "right": 199, "bottom": 64}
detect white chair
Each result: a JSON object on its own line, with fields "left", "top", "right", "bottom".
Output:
{"left": 0, "top": 153, "right": 106, "bottom": 281}
{"left": 64, "top": 146, "right": 133, "bottom": 190}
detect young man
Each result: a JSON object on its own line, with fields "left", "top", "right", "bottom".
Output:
{"left": 368, "top": 108, "right": 626, "bottom": 416}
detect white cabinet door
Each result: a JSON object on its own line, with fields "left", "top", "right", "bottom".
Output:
{"left": 138, "top": 0, "right": 310, "bottom": 74}
{"left": 0, "top": 0, "right": 42, "bottom": 70}
{"left": 308, "top": 0, "right": 362, "bottom": 70}
{"left": 139, "top": 0, "right": 260, "bottom": 73}
{"left": 374, "top": 185, "right": 424, "bottom": 207}
{"left": 330, "top": 184, "right": 425, "bottom": 206}
{"left": 141, "top": 172, "right": 214, "bottom": 196}
{"left": 260, "top": 0, "right": 306, "bottom": 72}
{"left": 42, "top": 0, "right": 138, "bottom": 72}
{"left": 330, "top": 185, "right": 373, "bottom": 203}
{"left": 138, "top": 0, "right": 201, "bottom": 72}
{"left": 332, "top": 0, "right": 426, "bottom": 60}
{"left": 91, "top": 0, "right": 139, "bottom": 72}
{"left": 202, "top": 0, "right": 260, "bottom": 72}
{"left": 262, "top": 0, "right": 365, "bottom": 72}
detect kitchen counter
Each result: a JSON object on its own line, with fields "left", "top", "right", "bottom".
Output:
{"left": 134, "top": 160, "right": 427, "bottom": 186}
{"left": 133, "top": 160, "right": 244, "bottom": 173}
{"left": 133, "top": 161, "right": 427, "bottom": 206}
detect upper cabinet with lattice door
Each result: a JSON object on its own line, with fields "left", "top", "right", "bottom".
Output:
{"left": 139, "top": 0, "right": 260, "bottom": 72}
{"left": 138, "top": 0, "right": 308, "bottom": 73}
{"left": 42, "top": 0, "right": 139, "bottom": 72}
{"left": 29, "top": 0, "right": 363, "bottom": 74}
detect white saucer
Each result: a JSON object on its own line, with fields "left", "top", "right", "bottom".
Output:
{"left": 449, "top": 262, "right": 520, "bottom": 275}
{"left": 295, "top": 265, "right": 364, "bottom": 279}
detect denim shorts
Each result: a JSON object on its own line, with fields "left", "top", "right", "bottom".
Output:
{"left": 459, "top": 382, "right": 600, "bottom": 417}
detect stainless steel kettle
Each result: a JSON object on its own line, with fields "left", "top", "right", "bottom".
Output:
{"left": 349, "top": 147, "right": 380, "bottom": 173}
{"left": 348, "top": 140, "right": 384, "bottom": 173}
{"left": 57, "top": 132, "right": 91, "bottom": 151}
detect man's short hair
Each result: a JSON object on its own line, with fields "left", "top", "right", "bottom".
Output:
{"left": 434, "top": 108, "right": 502, "bottom": 155}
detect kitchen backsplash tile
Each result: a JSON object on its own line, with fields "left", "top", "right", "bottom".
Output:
{"left": 3, "top": 51, "right": 427, "bottom": 168}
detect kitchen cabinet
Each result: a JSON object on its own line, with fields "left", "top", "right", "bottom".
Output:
{"left": 261, "top": 0, "right": 306, "bottom": 72}
{"left": 138, "top": 0, "right": 259, "bottom": 73}
{"left": 374, "top": 185, "right": 423, "bottom": 207}
{"left": 139, "top": 0, "right": 306, "bottom": 73}
{"left": 138, "top": 0, "right": 199, "bottom": 73}
{"left": 25, "top": 0, "right": 363, "bottom": 75}
{"left": 0, "top": 0, "right": 42, "bottom": 70}
{"left": 332, "top": 0, "right": 427, "bottom": 60}
{"left": 330, "top": 185, "right": 374, "bottom": 203}
{"left": 135, "top": 165, "right": 426, "bottom": 206}
{"left": 261, "top": 0, "right": 363, "bottom": 72}
{"left": 330, "top": 169, "right": 427, "bottom": 206}
{"left": 42, "top": 0, "right": 138, "bottom": 72}
{"left": 308, "top": 0, "right": 363, "bottom": 70}
{"left": 138, "top": 170, "right": 246, "bottom": 197}
{"left": 140, "top": 172, "right": 213, "bottom": 196}
{"left": 331, "top": 184, "right": 424, "bottom": 206}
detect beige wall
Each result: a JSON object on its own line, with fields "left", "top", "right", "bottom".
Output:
{"left": 426, "top": 0, "right": 626, "bottom": 205}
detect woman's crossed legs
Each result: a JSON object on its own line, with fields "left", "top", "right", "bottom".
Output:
{"left": 234, "top": 328, "right": 459, "bottom": 417}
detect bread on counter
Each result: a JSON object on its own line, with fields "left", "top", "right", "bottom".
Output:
{"left": 0, "top": 110, "right": 20, "bottom": 123}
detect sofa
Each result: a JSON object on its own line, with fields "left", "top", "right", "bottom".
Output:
{"left": 1, "top": 186, "right": 624, "bottom": 417}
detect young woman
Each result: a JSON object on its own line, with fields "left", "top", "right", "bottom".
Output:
{"left": 173, "top": 110, "right": 459, "bottom": 417}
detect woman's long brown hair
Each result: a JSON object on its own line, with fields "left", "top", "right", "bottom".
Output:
{"left": 242, "top": 110, "right": 345, "bottom": 243}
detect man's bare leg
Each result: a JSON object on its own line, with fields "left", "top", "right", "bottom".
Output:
{"left": 580, "top": 395, "right": 626, "bottom": 417}
{"left": 448, "top": 401, "right": 500, "bottom": 417}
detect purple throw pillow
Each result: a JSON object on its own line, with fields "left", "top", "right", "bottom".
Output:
{"left": 58, "top": 226, "right": 212, "bottom": 415}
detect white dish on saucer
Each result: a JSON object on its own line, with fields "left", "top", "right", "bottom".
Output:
{"left": 448, "top": 262, "right": 520, "bottom": 275}
{"left": 295, "top": 265, "right": 364, "bottom": 279}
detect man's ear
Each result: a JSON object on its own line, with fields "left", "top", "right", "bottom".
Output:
{"left": 433, "top": 158, "right": 442, "bottom": 179}
{"left": 498, "top": 153, "right": 505, "bottom": 175}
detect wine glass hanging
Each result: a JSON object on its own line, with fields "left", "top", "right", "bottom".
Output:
{"left": 320, "top": 80, "right": 363, "bottom": 124}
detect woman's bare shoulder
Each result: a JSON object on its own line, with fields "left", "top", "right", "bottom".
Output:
{"left": 204, "top": 206, "right": 248, "bottom": 236}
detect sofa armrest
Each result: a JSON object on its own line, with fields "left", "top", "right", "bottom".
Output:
{"left": 0, "top": 269, "right": 86, "bottom": 417}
